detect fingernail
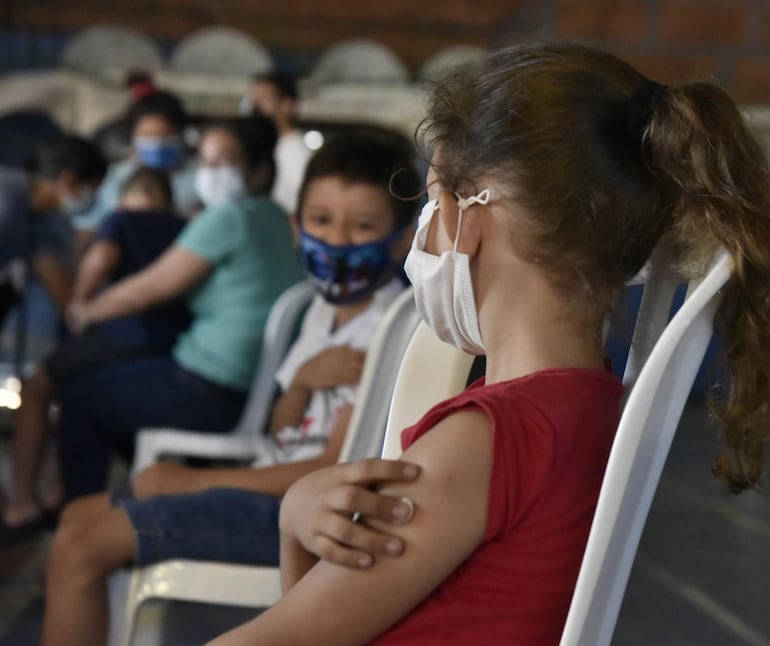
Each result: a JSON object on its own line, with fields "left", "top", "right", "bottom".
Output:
{"left": 386, "top": 539, "right": 403, "bottom": 555}
{"left": 403, "top": 464, "right": 419, "bottom": 478}
{"left": 392, "top": 496, "right": 414, "bottom": 523}
{"left": 357, "top": 554, "right": 372, "bottom": 568}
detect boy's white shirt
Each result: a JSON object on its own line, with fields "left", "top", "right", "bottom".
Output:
{"left": 257, "top": 277, "right": 404, "bottom": 466}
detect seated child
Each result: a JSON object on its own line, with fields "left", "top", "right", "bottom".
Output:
{"left": 41, "top": 129, "right": 420, "bottom": 646}
{"left": 207, "top": 44, "right": 770, "bottom": 645}
{"left": 0, "top": 167, "right": 189, "bottom": 543}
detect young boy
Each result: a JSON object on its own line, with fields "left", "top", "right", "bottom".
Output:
{"left": 41, "top": 129, "right": 420, "bottom": 646}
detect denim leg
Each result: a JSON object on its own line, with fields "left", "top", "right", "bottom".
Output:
{"left": 58, "top": 357, "right": 246, "bottom": 500}
{"left": 114, "top": 488, "right": 282, "bottom": 567}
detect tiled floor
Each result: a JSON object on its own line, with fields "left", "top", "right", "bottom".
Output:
{"left": 1, "top": 400, "right": 769, "bottom": 645}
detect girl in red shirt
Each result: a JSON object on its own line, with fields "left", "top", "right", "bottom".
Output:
{"left": 211, "top": 43, "right": 770, "bottom": 645}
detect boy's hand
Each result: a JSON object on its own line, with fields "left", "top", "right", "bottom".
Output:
{"left": 294, "top": 346, "right": 366, "bottom": 390}
{"left": 280, "top": 459, "right": 419, "bottom": 570}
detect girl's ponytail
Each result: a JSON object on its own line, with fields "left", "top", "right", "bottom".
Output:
{"left": 646, "top": 82, "right": 770, "bottom": 492}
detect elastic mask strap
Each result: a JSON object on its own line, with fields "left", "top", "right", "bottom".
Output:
{"left": 452, "top": 188, "right": 491, "bottom": 252}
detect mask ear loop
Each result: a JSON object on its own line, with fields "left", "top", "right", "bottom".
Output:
{"left": 452, "top": 188, "right": 491, "bottom": 252}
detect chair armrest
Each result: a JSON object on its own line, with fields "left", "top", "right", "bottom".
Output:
{"left": 131, "top": 429, "right": 273, "bottom": 475}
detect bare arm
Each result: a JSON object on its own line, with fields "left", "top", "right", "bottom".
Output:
{"left": 208, "top": 410, "right": 493, "bottom": 646}
{"left": 31, "top": 253, "right": 74, "bottom": 312}
{"left": 72, "top": 240, "right": 122, "bottom": 302}
{"left": 69, "top": 245, "right": 211, "bottom": 329}
{"left": 133, "top": 405, "right": 354, "bottom": 499}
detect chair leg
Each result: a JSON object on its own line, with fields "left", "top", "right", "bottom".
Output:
{"left": 107, "top": 569, "right": 141, "bottom": 646}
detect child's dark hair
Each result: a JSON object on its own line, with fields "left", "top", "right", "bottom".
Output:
{"left": 28, "top": 135, "right": 107, "bottom": 183}
{"left": 251, "top": 72, "right": 298, "bottom": 100}
{"left": 128, "top": 90, "right": 187, "bottom": 133}
{"left": 121, "top": 167, "right": 173, "bottom": 209}
{"left": 297, "top": 128, "right": 421, "bottom": 230}
{"left": 422, "top": 42, "right": 770, "bottom": 493}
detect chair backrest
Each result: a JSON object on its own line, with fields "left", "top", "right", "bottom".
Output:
{"left": 381, "top": 321, "right": 475, "bottom": 459}
{"left": 338, "top": 288, "right": 421, "bottom": 462}
{"left": 560, "top": 249, "right": 732, "bottom": 646}
{"left": 233, "top": 280, "right": 315, "bottom": 439}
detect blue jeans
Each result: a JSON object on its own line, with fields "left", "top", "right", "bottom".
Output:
{"left": 112, "top": 486, "right": 281, "bottom": 567}
{"left": 58, "top": 356, "right": 247, "bottom": 500}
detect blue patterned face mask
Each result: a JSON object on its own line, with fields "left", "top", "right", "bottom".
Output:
{"left": 134, "top": 136, "right": 185, "bottom": 170}
{"left": 298, "top": 230, "right": 398, "bottom": 304}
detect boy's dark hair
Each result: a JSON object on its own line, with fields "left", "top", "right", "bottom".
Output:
{"left": 251, "top": 72, "right": 298, "bottom": 100}
{"left": 297, "top": 128, "right": 421, "bottom": 230}
{"left": 204, "top": 115, "right": 278, "bottom": 194}
{"left": 121, "top": 167, "right": 174, "bottom": 208}
{"left": 28, "top": 135, "right": 107, "bottom": 183}
{"left": 127, "top": 90, "right": 187, "bottom": 133}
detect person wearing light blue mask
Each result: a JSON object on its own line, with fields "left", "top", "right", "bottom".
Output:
{"left": 71, "top": 91, "right": 199, "bottom": 249}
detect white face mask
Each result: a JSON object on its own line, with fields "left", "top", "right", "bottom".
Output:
{"left": 194, "top": 165, "right": 247, "bottom": 208}
{"left": 404, "top": 188, "right": 490, "bottom": 355}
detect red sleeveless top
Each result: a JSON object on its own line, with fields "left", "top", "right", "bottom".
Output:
{"left": 372, "top": 368, "right": 623, "bottom": 646}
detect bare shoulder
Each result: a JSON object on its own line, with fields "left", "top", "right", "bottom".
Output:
{"left": 398, "top": 409, "right": 493, "bottom": 480}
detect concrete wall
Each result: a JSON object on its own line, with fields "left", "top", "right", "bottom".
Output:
{"left": 5, "top": 0, "right": 770, "bottom": 102}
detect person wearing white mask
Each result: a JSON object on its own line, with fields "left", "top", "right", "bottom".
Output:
{"left": 72, "top": 91, "right": 199, "bottom": 252}
{"left": 207, "top": 42, "right": 770, "bottom": 645}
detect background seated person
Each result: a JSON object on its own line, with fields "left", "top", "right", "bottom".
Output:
{"left": 41, "top": 129, "right": 421, "bottom": 646}
{"left": 71, "top": 90, "right": 199, "bottom": 252}
{"left": 55, "top": 116, "right": 304, "bottom": 501}
{"left": 0, "top": 136, "right": 106, "bottom": 323}
{"left": 207, "top": 43, "right": 770, "bottom": 645}
{"left": 1, "top": 167, "right": 190, "bottom": 543}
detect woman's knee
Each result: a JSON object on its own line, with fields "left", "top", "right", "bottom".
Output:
{"left": 52, "top": 499, "right": 135, "bottom": 576}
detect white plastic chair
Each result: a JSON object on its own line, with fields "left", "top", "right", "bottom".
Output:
{"left": 112, "top": 288, "right": 420, "bottom": 646}
{"left": 131, "top": 280, "right": 315, "bottom": 475}
{"left": 560, "top": 250, "right": 732, "bottom": 646}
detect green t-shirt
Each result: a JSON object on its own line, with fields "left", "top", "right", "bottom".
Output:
{"left": 173, "top": 196, "right": 303, "bottom": 391}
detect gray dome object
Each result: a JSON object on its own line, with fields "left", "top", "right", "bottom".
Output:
{"left": 310, "top": 39, "right": 410, "bottom": 85}
{"left": 418, "top": 45, "right": 486, "bottom": 84}
{"left": 169, "top": 27, "right": 273, "bottom": 77}
{"left": 61, "top": 25, "right": 163, "bottom": 72}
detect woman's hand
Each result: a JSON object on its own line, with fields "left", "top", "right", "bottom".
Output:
{"left": 293, "top": 346, "right": 366, "bottom": 390}
{"left": 280, "top": 459, "right": 420, "bottom": 570}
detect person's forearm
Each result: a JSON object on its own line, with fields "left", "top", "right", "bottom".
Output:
{"left": 84, "top": 274, "right": 151, "bottom": 323}
{"left": 280, "top": 531, "right": 319, "bottom": 593}
{"left": 270, "top": 383, "right": 313, "bottom": 434}
{"left": 203, "top": 459, "right": 332, "bottom": 497}
{"left": 73, "top": 256, "right": 114, "bottom": 302}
